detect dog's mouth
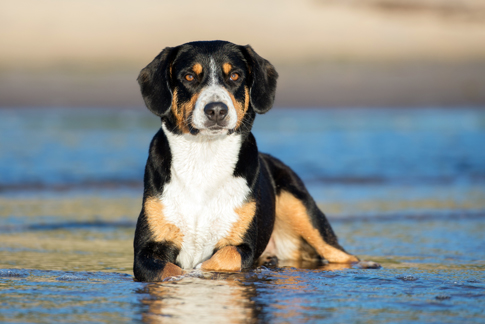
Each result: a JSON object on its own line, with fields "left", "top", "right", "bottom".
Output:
{"left": 186, "top": 122, "right": 235, "bottom": 136}
{"left": 193, "top": 114, "right": 233, "bottom": 135}
{"left": 182, "top": 111, "right": 231, "bottom": 136}
{"left": 201, "top": 125, "right": 235, "bottom": 136}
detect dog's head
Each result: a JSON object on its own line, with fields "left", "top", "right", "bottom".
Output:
{"left": 138, "top": 40, "right": 278, "bottom": 136}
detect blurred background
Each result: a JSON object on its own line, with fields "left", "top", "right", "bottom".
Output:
{"left": 1, "top": 0, "right": 485, "bottom": 107}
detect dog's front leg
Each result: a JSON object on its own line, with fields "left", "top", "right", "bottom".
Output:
{"left": 134, "top": 241, "right": 184, "bottom": 281}
{"left": 199, "top": 244, "right": 253, "bottom": 272}
{"left": 133, "top": 197, "right": 185, "bottom": 282}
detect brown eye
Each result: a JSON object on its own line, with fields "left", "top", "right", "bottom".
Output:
{"left": 230, "top": 72, "right": 239, "bottom": 81}
{"left": 185, "top": 74, "right": 195, "bottom": 81}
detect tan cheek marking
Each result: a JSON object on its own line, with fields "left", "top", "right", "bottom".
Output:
{"left": 223, "top": 63, "right": 232, "bottom": 75}
{"left": 232, "top": 86, "right": 250, "bottom": 130}
{"left": 192, "top": 63, "right": 203, "bottom": 75}
{"left": 171, "top": 89, "right": 199, "bottom": 134}
{"left": 171, "top": 89, "right": 183, "bottom": 129}
{"left": 144, "top": 197, "right": 184, "bottom": 248}
{"left": 201, "top": 246, "right": 242, "bottom": 271}
{"left": 216, "top": 201, "right": 256, "bottom": 249}
{"left": 276, "top": 191, "right": 359, "bottom": 263}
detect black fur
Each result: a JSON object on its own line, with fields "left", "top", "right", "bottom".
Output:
{"left": 133, "top": 41, "right": 355, "bottom": 282}
{"left": 239, "top": 45, "right": 278, "bottom": 114}
{"left": 138, "top": 47, "right": 178, "bottom": 117}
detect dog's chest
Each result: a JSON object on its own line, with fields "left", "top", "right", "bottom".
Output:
{"left": 161, "top": 128, "right": 250, "bottom": 269}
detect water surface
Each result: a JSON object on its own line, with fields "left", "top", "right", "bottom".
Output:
{"left": 0, "top": 107, "right": 484, "bottom": 323}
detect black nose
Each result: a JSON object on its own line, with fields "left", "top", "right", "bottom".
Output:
{"left": 204, "top": 102, "right": 228, "bottom": 122}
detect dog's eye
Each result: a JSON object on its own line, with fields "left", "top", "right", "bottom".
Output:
{"left": 230, "top": 73, "right": 239, "bottom": 81}
{"left": 185, "top": 74, "right": 195, "bottom": 82}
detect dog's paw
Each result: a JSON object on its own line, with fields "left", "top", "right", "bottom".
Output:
{"left": 195, "top": 263, "right": 202, "bottom": 270}
{"left": 353, "top": 260, "right": 382, "bottom": 269}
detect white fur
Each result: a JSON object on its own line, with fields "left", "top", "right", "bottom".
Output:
{"left": 192, "top": 57, "right": 237, "bottom": 133}
{"left": 159, "top": 123, "right": 250, "bottom": 269}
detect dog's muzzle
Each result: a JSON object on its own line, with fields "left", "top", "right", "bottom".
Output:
{"left": 192, "top": 85, "right": 238, "bottom": 133}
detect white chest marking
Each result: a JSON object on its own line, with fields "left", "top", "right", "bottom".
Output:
{"left": 160, "top": 124, "right": 250, "bottom": 269}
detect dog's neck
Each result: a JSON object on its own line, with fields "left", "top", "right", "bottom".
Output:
{"left": 161, "top": 123, "right": 243, "bottom": 184}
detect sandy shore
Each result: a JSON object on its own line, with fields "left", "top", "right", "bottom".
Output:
{"left": 2, "top": 0, "right": 485, "bottom": 108}
{"left": 1, "top": 61, "right": 484, "bottom": 108}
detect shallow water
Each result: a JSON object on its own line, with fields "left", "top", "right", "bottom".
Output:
{"left": 0, "top": 107, "right": 484, "bottom": 323}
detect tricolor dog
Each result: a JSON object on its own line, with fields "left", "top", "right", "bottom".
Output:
{"left": 134, "top": 40, "right": 376, "bottom": 282}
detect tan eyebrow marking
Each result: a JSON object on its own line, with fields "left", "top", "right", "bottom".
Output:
{"left": 192, "top": 63, "right": 203, "bottom": 75}
{"left": 223, "top": 63, "right": 232, "bottom": 75}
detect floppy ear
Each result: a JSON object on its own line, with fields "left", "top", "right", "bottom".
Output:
{"left": 240, "top": 45, "right": 278, "bottom": 114}
{"left": 137, "top": 47, "right": 177, "bottom": 117}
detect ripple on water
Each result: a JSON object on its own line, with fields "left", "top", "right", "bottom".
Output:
{"left": 56, "top": 274, "right": 89, "bottom": 281}
{"left": 0, "top": 269, "right": 30, "bottom": 278}
{"left": 396, "top": 275, "right": 419, "bottom": 281}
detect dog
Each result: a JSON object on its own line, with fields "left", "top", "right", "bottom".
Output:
{"left": 133, "top": 40, "right": 376, "bottom": 282}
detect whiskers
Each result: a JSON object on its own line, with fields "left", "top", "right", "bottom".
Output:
{"left": 236, "top": 118, "right": 253, "bottom": 134}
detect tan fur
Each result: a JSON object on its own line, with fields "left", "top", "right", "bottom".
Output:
{"left": 144, "top": 197, "right": 184, "bottom": 248}
{"left": 192, "top": 63, "right": 203, "bottom": 75}
{"left": 216, "top": 201, "right": 256, "bottom": 249}
{"left": 201, "top": 246, "right": 242, "bottom": 271}
{"left": 274, "top": 191, "right": 359, "bottom": 263}
{"left": 263, "top": 207, "right": 301, "bottom": 260}
{"left": 160, "top": 262, "right": 184, "bottom": 280}
{"left": 222, "top": 62, "right": 232, "bottom": 75}
{"left": 230, "top": 87, "right": 250, "bottom": 130}
{"left": 171, "top": 89, "right": 199, "bottom": 134}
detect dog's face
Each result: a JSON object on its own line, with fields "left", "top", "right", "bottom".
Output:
{"left": 138, "top": 41, "right": 278, "bottom": 136}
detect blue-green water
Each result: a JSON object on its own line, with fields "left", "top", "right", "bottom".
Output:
{"left": 0, "top": 107, "right": 484, "bottom": 323}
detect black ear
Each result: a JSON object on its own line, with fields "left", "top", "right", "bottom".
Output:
{"left": 240, "top": 45, "right": 278, "bottom": 114}
{"left": 137, "top": 47, "right": 177, "bottom": 117}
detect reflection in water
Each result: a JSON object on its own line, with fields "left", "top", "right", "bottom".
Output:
{"left": 139, "top": 274, "right": 258, "bottom": 324}
{"left": 277, "top": 260, "right": 353, "bottom": 271}
{"left": 0, "top": 217, "right": 484, "bottom": 323}
{"left": 138, "top": 262, "right": 354, "bottom": 324}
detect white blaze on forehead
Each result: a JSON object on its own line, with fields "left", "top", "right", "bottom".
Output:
{"left": 192, "top": 57, "right": 237, "bottom": 131}
{"left": 209, "top": 58, "right": 218, "bottom": 86}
